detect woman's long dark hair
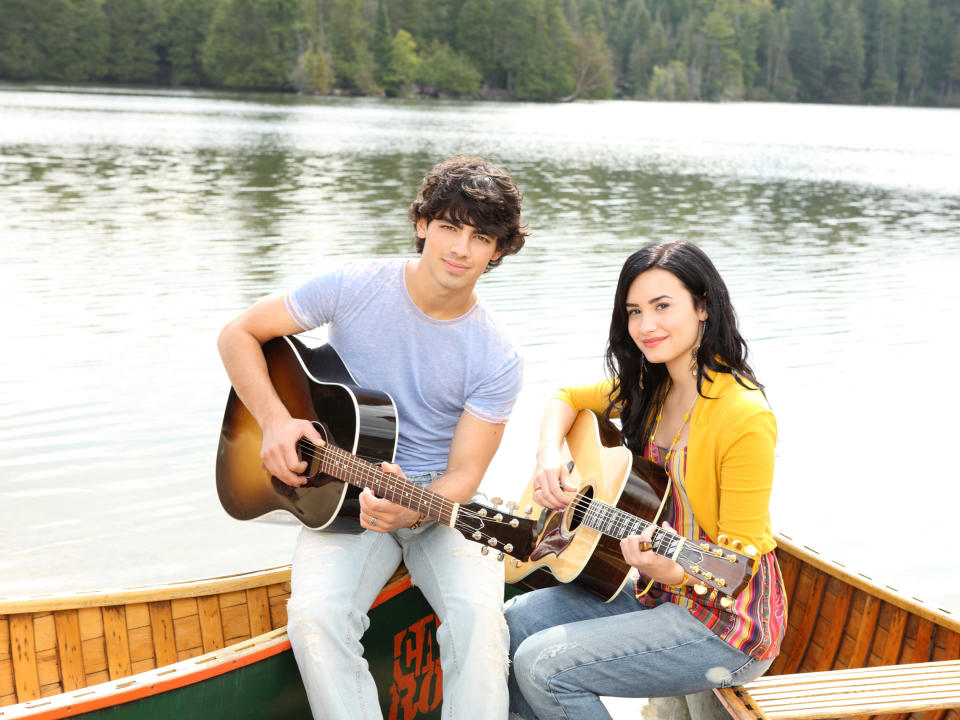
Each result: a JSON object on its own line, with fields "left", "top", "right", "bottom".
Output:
{"left": 603, "top": 241, "right": 761, "bottom": 453}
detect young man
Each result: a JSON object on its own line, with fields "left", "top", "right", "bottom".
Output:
{"left": 217, "top": 155, "right": 528, "bottom": 719}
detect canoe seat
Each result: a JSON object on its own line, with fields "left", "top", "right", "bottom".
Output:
{"left": 715, "top": 659, "right": 960, "bottom": 719}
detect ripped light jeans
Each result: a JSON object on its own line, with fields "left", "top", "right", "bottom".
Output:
{"left": 506, "top": 583, "right": 773, "bottom": 720}
{"left": 286, "top": 474, "right": 509, "bottom": 720}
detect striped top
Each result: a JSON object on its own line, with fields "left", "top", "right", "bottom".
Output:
{"left": 636, "top": 443, "right": 788, "bottom": 660}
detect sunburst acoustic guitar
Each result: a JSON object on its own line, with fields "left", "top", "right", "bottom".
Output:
{"left": 215, "top": 335, "right": 537, "bottom": 563}
{"left": 503, "top": 410, "right": 757, "bottom": 605}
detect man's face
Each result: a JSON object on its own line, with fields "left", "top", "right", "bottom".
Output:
{"left": 416, "top": 215, "right": 502, "bottom": 293}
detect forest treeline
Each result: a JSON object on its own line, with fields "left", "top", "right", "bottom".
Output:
{"left": 1, "top": 0, "right": 958, "bottom": 105}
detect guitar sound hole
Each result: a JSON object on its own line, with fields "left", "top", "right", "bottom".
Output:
{"left": 566, "top": 486, "right": 593, "bottom": 532}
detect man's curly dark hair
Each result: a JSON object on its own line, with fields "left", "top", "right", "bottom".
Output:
{"left": 408, "top": 155, "right": 528, "bottom": 271}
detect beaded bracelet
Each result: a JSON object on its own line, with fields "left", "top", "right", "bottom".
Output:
{"left": 409, "top": 514, "right": 426, "bottom": 530}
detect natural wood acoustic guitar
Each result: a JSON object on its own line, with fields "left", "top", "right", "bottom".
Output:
{"left": 504, "top": 410, "right": 756, "bottom": 605}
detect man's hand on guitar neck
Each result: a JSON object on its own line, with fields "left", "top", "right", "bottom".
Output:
{"left": 261, "top": 414, "right": 325, "bottom": 488}
{"left": 359, "top": 464, "right": 421, "bottom": 533}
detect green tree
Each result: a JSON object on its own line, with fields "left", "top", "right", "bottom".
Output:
{"left": 371, "top": 0, "right": 394, "bottom": 91}
{"left": 0, "top": 0, "right": 80, "bottom": 80}
{"left": 104, "top": 0, "right": 164, "bottom": 83}
{"left": 514, "top": 0, "right": 577, "bottom": 100}
{"left": 416, "top": 40, "right": 482, "bottom": 95}
{"left": 166, "top": 0, "right": 216, "bottom": 86}
{"left": 824, "top": 1, "right": 865, "bottom": 103}
{"left": 788, "top": 0, "right": 826, "bottom": 101}
{"left": 700, "top": 2, "right": 745, "bottom": 100}
{"left": 898, "top": 0, "right": 929, "bottom": 103}
{"left": 615, "top": 0, "right": 653, "bottom": 96}
{"left": 328, "top": 0, "right": 376, "bottom": 92}
{"left": 72, "top": 0, "right": 110, "bottom": 80}
{"left": 648, "top": 59, "right": 691, "bottom": 99}
{"left": 292, "top": 44, "right": 334, "bottom": 93}
{"left": 202, "top": 0, "right": 301, "bottom": 88}
{"left": 566, "top": 16, "right": 615, "bottom": 99}
{"left": 864, "top": 0, "right": 901, "bottom": 103}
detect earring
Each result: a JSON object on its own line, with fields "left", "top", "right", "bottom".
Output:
{"left": 691, "top": 322, "right": 704, "bottom": 377}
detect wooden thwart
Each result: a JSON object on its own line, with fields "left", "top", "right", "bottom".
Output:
{"left": 717, "top": 659, "right": 960, "bottom": 719}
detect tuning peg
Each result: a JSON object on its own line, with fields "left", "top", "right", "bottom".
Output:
{"left": 725, "top": 553, "right": 738, "bottom": 563}
{"left": 699, "top": 542, "right": 710, "bottom": 551}
{"left": 494, "top": 513, "right": 504, "bottom": 522}
{"left": 472, "top": 531, "right": 482, "bottom": 541}
{"left": 510, "top": 518, "right": 519, "bottom": 528}
{"left": 490, "top": 496, "right": 503, "bottom": 506}
{"left": 690, "top": 565, "right": 700, "bottom": 574}
{"left": 504, "top": 544, "right": 514, "bottom": 554}
{"left": 507, "top": 501, "right": 518, "bottom": 512}
{"left": 496, "top": 552, "right": 504, "bottom": 561}
{"left": 732, "top": 539, "right": 743, "bottom": 551}
{"left": 512, "top": 559, "right": 521, "bottom": 568}
{"left": 720, "top": 597, "right": 734, "bottom": 609}
{"left": 480, "top": 547, "right": 489, "bottom": 556}
{"left": 693, "top": 583, "right": 708, "bottom": 595}
{"left": 478, "top": 508, "right": 488, "bottom": 517}
{"left": 487, "top": 538, "right": 498, "bottom": 547}
{"left": 718, "top": 534, "right": 729, "bottom": 546}
{"left": 524, "top": 505, "right": 534, "bottom": 516}
{"left": 744, "top": 545, "right": 758, "bottom": 558}
{"left": 709, "top": 589, "right": 718, "bottom": 602}
{"left": 717, "top": 578, "right": 726, "bottom": 587}
{"left": 702, "top": 571, "right": 713, "bottom": 581}
{"left": 713, "top": 548, "right": 724, "bottom": 557}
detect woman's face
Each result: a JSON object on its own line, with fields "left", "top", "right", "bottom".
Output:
{"left": 626, "top": 268, "right": 708, "bottom": 371}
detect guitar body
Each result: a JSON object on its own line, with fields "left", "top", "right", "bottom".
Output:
{"left": 505, "top": 410, "right": 669, "bottom": 601}
{"left": 216, "top": 336, "right": 399, "bottom": 532}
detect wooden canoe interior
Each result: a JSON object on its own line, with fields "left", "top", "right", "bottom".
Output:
{"left": 0, "top": 567, "right": 293, "bottom": 709}
{"left": 722, "top": 534, "right": 960, "bottom": 720}
{"left": 2, "top": 534, "right": 959, "bottom": 718}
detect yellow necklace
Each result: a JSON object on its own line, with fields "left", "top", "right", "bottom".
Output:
{"left": 649, "top": 387, "right": 698, "bottom": 472}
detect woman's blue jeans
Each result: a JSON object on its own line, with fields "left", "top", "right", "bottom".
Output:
{"left": 506, "top": 582, "right": 773, "bottom": 720}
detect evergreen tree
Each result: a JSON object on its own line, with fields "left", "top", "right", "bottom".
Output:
{"left": 0, "top": 0, "right": 79, "bottom": 80}
{"left": 898, "top": 0, "right": 929, "bottom": 104}
{"left": 372, "top": 0, "right": 394, "bottom": 91}
{"left": 72, "top": 0, "right": 110, "bottom": 80}
{"left": 328, "top": 0, "right": 376, "bottom": 92}
{"left": 202, "top": 0, "right": 300, "bottom": 88}
{"left": 166, "top": 0, "right": 216, "bottom": 86}
{"left": 824, "top": 0, "right": 865, "bottom": 103}
{"left": 864, "top": 0, "right": 901, "bottom": 104}
{"left": 788, "top": 0, "right": 826, "bottom": 101}
{"left": 514, "top": 0, "right": 576, "bottom": 100}
{"left": 416, "top": 41, "right": 483, "bottom": 95}
{"left": 104, "top": 0, "right": 164, "bottom": 83}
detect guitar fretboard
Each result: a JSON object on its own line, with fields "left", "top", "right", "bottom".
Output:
{"left": 572, "top": 496, "right": 678, "bottom": 557}
{"left": 299, "top": 439, "right": 457, "bottom": 526}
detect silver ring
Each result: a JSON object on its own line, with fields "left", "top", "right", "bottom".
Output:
{"left": 370, "top": 517, "right": 377, "bottom": 527}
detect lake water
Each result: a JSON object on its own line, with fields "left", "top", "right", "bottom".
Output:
{"left": 1, "top": 85, "right": 959, "bottom": 617}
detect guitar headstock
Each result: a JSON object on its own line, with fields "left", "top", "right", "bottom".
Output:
{"left": 674, "top": 534, "right": 758, "bottom": 606}
{"left": 455, "top": 498, "right": 538, "bottom": 562}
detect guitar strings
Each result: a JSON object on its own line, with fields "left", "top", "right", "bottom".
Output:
{"left": 564, "top": 490, "right": 686, "bottom": 553}
{"left": 290, "top": 439, "right": 521, "bottom": 554}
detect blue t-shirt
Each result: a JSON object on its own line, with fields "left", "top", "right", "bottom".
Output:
{"left": 284, "top": 259, "right": 523, "bottom": 476}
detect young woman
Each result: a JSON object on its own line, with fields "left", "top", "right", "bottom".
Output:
{"left": 506, "top": 241, "right": 787, "bottom": 720}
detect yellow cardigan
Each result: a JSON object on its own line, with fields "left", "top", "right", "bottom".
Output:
{"left": 555, "top": 371, "right": 778, "bottom": 555}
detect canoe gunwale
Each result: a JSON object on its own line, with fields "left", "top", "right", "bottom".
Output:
{"left": 774, "top": 532, "right": 959, "bottom": 633}
{"left": 0, "top": 629, "right": 291, "bottom": 720}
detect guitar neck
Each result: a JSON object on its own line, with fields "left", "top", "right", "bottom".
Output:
{"left": 302, "top": 440, "right": 458, "bottom": 526}
{"left": 574, "top": 496, "right": 679, "bottom": 558}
